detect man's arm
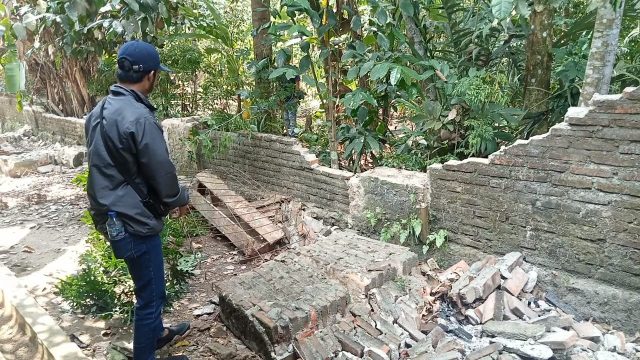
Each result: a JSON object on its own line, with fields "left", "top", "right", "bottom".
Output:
{"left": 130, "top": 116, "right": 189, "bottom": 210}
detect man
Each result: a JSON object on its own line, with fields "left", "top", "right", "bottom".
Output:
{"left": 282, "top": 75, "right": 305, "bottom": 137}
{"left": 85, "top": 40, "right": 191, "bottom": 360}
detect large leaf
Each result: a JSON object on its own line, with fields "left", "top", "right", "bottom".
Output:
{"left": 375, "top": 7, "right": 388, "bottom": 25}
{"left": 351, "top": 15, "right": 362, "bottom": 31}
{"left": 346, "top": 65, "right": 360, "bottom": 80}
{"left": 299, "top": 55, "right": 312, "bottom": 73}
{"left": 389, "top": 67, "right": 401, "bottom": 85}
{"left": 399, "top": 0, "right": 414, "bottom": 16}
{"left": 490, "top": 0, "right": 514, "bottom": 20}
{"left": 359, "top": 60, "right": 375, "bottom": 77}
{"left": 123, "top": 0, "right": 140, "bottom": 12}
{"left": 370, "top": 62, "right": 391, "bottom": 80}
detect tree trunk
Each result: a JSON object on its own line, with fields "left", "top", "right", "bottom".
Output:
{"left": 579, "top": 0, "right": 625, "bottom": 106}
{"left": 251, "top": 0, "right": 272, "bottom": 99}
{"left": 523, "top": 0, "right": 553, "bottom": 113}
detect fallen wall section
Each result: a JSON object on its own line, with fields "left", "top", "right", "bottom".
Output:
{"left": 0, "top": 95, "right": 85, "bottom": 145}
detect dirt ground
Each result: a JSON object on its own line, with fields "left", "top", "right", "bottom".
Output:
{"left": 0, "top": 129, "right": 265, "bottom": 359}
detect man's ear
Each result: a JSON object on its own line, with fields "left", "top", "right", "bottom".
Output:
{"left": 147, "top": 71, "right": 157, "bottom": 82}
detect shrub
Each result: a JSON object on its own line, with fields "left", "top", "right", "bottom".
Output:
{"left": 56, "top": 170, "right": 208, "bottom": 322}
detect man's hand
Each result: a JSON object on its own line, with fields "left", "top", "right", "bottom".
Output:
{"left": 171, "top": 205, "right": 190, "bottom": 218}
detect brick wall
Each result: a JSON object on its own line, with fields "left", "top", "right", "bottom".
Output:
{"left": 0, "top": 94, "right": 85, "bottom": 145}
{"left": 428, "top": 87, "right": 640, "bottom": 291}
{"left": 203, "top": 131, "right": 354, "bottom": 214}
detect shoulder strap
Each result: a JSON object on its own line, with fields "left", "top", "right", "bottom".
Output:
{"left": 98, "top": 99, "right": 151, "bottom": 203}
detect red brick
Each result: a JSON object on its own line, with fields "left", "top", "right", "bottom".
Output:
{"left": 504, "top": 292, "right": 539, "bottom": 320}
{"left": 502, "top": 267, "right": 529, "bottom": 297}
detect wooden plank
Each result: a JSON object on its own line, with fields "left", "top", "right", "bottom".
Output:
{"left": 196, "top": 172, "right": 285, "bottom": 244}
{"left": 190, "top": 191, "right": 268, "bottom": 256}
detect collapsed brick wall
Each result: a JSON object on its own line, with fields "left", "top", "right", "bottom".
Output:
{"left": 0, "top": 95, "right": 85, "bottom": 145}
{"left": 203, "top": 131, "right": 353, "bottom": 214}
{"left": 428, "top": 87, "right": 640, "bottom": 292}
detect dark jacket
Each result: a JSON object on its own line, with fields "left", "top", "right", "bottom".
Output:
{"left": 85, "top": 85, "right": 189, "bottom": 236}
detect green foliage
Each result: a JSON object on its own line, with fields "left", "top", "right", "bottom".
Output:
{"left": 423, "top": 229, "right": 449, "bottom": 255}
{"left": 364, "top": 207, "right": 384, "bottom": 228}
{"left": 57, "top": 171, "right": 207, "bottom": 321}
{"left": 380, "top": 215, "right": 423, "bottom": 247}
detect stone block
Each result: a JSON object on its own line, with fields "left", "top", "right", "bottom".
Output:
{"left": 537, "top": 329, "right": 578, "bottom": 350}
{"left": 490, "top": 337, "right": 554, "bottom": 360}
{"left": 348, "top": 167, "right": 429, "bottom": 235}
{"left": 572, "top": 322, "right": 603, "bottom": 343}
{"left": 333, "top": 330, "right": 364, "bottom": 357}
{"left": 466, "top": 343, "right": 503, "bottom": 360}
{"left": 575, "top": 338, "right": 600, "bottom": 352}
{"left": 594, "top": 351, "right": 629, "bottom": 360}
{"left": 529, "top": 313, "right": 573, "bottom": 331}
{"left": 482, "top": 321, "right": 546, "bottom": 341}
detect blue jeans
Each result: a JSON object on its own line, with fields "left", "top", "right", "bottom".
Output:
{"left": 283, "top": 102, "right": 297, "bottom": 137}
{"left": 110, "top": 233, "right": 166, "bottom": 360}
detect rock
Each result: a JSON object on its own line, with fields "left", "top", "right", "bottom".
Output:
{"left": 504, "top": 292, "right": 538, "bottom": 320}
{"left": 0, "top": 151, "right": 51, "bottom": 177}
{"left": 334, "top": 330, "right": 365, "bottom": 357}
{"left": 470, "top": 255, "right": 497, "bottom": 274}
{"left": 210, "top": 323, "right": 227, "bottom": 338}
{"left": 496, "top": 252, "right": 524, "bottom": 274}
{"left": 502, "top": 267, "right": 529, "bottom": 297}
{"left": 462, "top": 267, "right": 501, "bottom": 304}
{"left": 573, "top": 322, "right": 604, "bottom": 343}
{"left": 426, "top": 325, "right": 447, "bottom": 348}
{"left": 482, "top": 321, "right": 546, "bottom": 341}
{"left": 529, "top": 312, "right": 573, "bottom": 331}
{"left": 207, "top": 342, "right": 236, "bottom": 360}
{"left": 467, "top": 343, "right": 504, "bottom": 360}
{"left": 193, "top": 319, "right": 212, "bottom": 331}
{"left": 439, "top": 260, "right": 470, "bottom": 282}
{"left": 435, "top": 338, "right": 464, "bottom": 353}
{"left": 424, "top": 351, "right": 462, "bottom": 360}
{"left": 537, "top": 329, "right": 579, "bottom": 350}
{"left": 365, "top": 347, "right": 390, "bottom": 360}
{"left": 603, "top": 333, "right": 625, "bottom": 353}
{"left": 523, "top": 270, "right": 538, "bottom": 293}
{"left": 55, "top": 146, "right": 86, "bottom": 168}
{"left": 193, "top": 304, "right": 218, "bottom": 316}
{"left": 575, "top": 338, "right": 600, "bottom": 352}
{"left": 491, "top": 337, "right": 554, "bottom": 360}
{"left": 594, "top": 351, "right": 629, "bottom": 360}
{"left": 37, "top": 164, "right": 55, "bottom": 174}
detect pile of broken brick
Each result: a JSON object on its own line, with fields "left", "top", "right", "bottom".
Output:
{"left": 295, "top": 252, "right": 639, "bottom": 360}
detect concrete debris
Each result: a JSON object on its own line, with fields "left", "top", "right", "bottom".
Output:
{"left": 523, "top": 270, "right": 538, "bottom": 293}
{"left": 482, "top": 321, "right": 546, "bottom": 341}
{"left": 573, "top": 322, "right": 604, "bottom": 343}
{"left": 594, "top": 351, "right": 630, "bottom": 360}
{"left": 537, "top": 329, "right": 578, "bottom": 350}
{"left": 491, "top": 337, "right": 554, "bottom": 360}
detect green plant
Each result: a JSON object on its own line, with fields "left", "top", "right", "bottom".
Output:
{"left": 57, "top": 171, "right": 206, "bottom": 321}
{"left": 423, "top": 229, "right": 448, "bottom": 255}
{"left": 364, "top": 207, "right": 384, "bottom": 228}
{"left": 380, "top": 215, "right": 423, "bottom": 246}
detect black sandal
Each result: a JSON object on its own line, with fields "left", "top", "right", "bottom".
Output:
{"left": 156, "top": 322, "right": 191, "bottom": 350}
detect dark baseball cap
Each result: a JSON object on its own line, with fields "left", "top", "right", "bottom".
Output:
{"left": 117, "top": 40, "right": 171, "bottom": 73}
